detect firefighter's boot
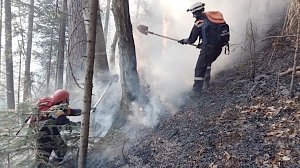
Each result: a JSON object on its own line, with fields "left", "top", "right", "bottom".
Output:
{"left": 193, "top": 79, "right": 204, "bottom": 93}
{"left": 203, "top": 67, "right": 211, "bottom": 89}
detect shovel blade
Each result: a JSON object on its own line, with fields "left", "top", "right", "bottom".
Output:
{"left": 137, "top": 25, "right": 149, "bottom": 35}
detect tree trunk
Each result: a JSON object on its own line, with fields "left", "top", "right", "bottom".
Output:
{"left": 109, "top": 31, "right": 118, "bottom": 72}
{"left": 82, "top": 1, "right": 110, "bottom": 82}
{"left": 67, "top": 0, "right": 87, "bottom": 89}
{"left": 56, "top": 0, "right": 68, "bottom": 90}
{"left": 0, "top": 0, "right": 3, "bottom": 77}
{"left": 17, "top": 40, "right": 24, "bottom": 108}
{"left": 93, "top": 7, "right": 110, "bottom": 82}
{"left": 23, "top": 0, "right": 34, "bottom": 101}
{"left": 103, "top": 0, "right": 111, "bottom": 44}
{"left": 5, "top": 0, "right": 15, "bottom": 109}
{"left": 46, "top": 28, "right": 54, "bottom": 94}
{"left": 111, "top": 0, "right": 141, "bottom": 129}
{"left": 78, "top": 0, "right": 98, "bottom": 167}
{"left": 290, "top": 11, "right": 299, "bottom": 98}
{"left": 17, "top": 10, "right": 26, "bottom": 107}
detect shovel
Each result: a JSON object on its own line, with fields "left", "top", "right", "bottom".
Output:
{"left": 137, "top": 24, "right": 197, "bottom": 47}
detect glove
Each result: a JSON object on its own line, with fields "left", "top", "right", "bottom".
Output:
{"left": 196, "top": 43, "right": 202, "bottom": 49}
{"left": 178, "top": 39, "right": 187, "bottom": 45}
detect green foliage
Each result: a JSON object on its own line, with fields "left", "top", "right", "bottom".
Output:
{"left": 33, "top": 0, "right": 60, "bottom": 65}
{"left": 0, "top": 106, "right": 36, "bottom": 168}
{"left": 0, "top": 101, "right": 82, "bottom": 167}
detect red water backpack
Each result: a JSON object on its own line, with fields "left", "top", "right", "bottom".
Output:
{"left": 27, "top": 97, "right": 54, "bottom": 124}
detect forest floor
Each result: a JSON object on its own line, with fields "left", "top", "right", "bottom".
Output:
{"left": 61, "top": 20, "right": 300, "bottom": 168}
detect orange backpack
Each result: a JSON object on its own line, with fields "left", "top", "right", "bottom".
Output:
{"left": 203, "top": 11, "right": 230, "bottom": 54}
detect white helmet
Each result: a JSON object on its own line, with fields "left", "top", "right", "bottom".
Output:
{"left": 187, "top": 2, "right": 205, "bottom": 13}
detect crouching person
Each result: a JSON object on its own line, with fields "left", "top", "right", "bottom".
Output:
{"left": 32, "top": 89, "right": 81, "bottom": 167}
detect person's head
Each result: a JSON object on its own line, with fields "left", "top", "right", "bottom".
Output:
{"left": 187, "top": 2, "right": 205, "bottom": 19}
{"left": 52, "top": 89, "right": 70, "bottom": 105}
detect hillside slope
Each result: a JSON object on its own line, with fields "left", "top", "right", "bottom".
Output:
{"left": 100, "top": 18, "right": 300, "bottom": 167}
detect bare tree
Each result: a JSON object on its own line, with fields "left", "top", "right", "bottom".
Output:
{"left": 78, "top": 0, "right": 98, "bottom": 167}
{"left": 66, "top": 0, "right": 87, "bottom": 89}
{"left": 23, "top": 0, "right": 35, "bottom": 101}
{"left": 5, "top": 0, "right": 15, "bottom": 109}
{"left": 93, "top": 7, "right": 110, "bottom": 82}
{"left": 109, "top": 31, "right": 118, "bottom": 71}
{"left": 103, "top": 0, "right": 111, "bottom": 43}
{"left": 290, "top": 2, "right": 300, "bottom": 97}
{"left": 111, "top": 0, "right": 141, "bottom": 129}
{"left": 56, "top": 0, "right": 68, "bottom": 89}
{"left": 0, "top": 0, "right": 3, "bottom": 76}
{"left": 46, "top": 28, "right": 54, "bottom": 94}
{"left": 82, "top": 1, "right": 110, "bottom": 82}
{"left": 66, "top": 0, "right": 110, "bottom": 90}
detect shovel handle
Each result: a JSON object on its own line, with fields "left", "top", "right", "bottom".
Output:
{"left": 149, "top": 31, "right": 197, "bottom": 47}
{"left": 90, "top": 74, "right": 119, "bottom": 113}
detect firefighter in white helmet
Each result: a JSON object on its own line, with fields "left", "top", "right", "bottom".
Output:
{"left": 178, "top": 2, "right": 226, "bottom": 93}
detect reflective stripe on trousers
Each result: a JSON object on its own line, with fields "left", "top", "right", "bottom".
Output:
{"left": 194, "top": 77, "right": 204, "bottom": 81}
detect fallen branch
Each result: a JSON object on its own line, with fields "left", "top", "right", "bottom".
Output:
{"left": 279, "top": 66, "right": 300, "bottom": 76}
{"left": 263, "top": 34, "right": 296, "bottom": 41}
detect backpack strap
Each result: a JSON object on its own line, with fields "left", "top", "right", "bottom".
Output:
{"left": 194, "top": 20, "right": 204, "bottom": 28}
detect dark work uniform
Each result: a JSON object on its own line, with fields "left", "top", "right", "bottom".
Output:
{"left": 35, "top": 106, "right": 81, "bottom": 168}
{"left": 183, "top": 13, "right": 222, "bottom": 91}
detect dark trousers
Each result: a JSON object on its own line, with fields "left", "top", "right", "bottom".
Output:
{"left": 193, "top": 45, "right": 222, "bottom": 91}
{"left": 35, "top": 120, "right": 67, "bottom": 167}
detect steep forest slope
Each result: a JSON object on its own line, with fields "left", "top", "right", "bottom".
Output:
{"left": 96, "top": 6, "right": 300, "bottom": 168}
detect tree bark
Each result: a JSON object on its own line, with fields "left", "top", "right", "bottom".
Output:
{"left": 103, "top": 0, "right": 111, "bottom": 44}
{"left": 93, "top": 7, "right": 110, "bottom": 82}
{"left": 78, "top": 0, "right": 98, "bottom": 167}
{"left": 290, "top": 10, "right": 299, "bottom": 98}
{"left": 66, "top": 0, "right": 87, "bottom": 90}
{"left": 46, "top": 28, "right": 54, "bottom": 94}
{"left": 83, "top": 1, "right": 110, "bottom": 82}
{"left": 5, "top": 0, "right": 15, "bottom": 109}
{"left": 111, "top": 0, "right": 141, "bottom": 129}
{"left": 0, "top": 0, "right": 3, "bottom": 77}
{"left": 56, "top": 0, "right": 68, "bottom": 90}
{"left": 23, "top": 0, "right": 34, "bottom": 101}
{"left": 109, "top": 31, "right": 118, "bottom": 72}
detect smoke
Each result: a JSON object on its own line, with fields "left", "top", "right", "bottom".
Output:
{"left": 90, "top": 80, "right": 121, "bottom": 137}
